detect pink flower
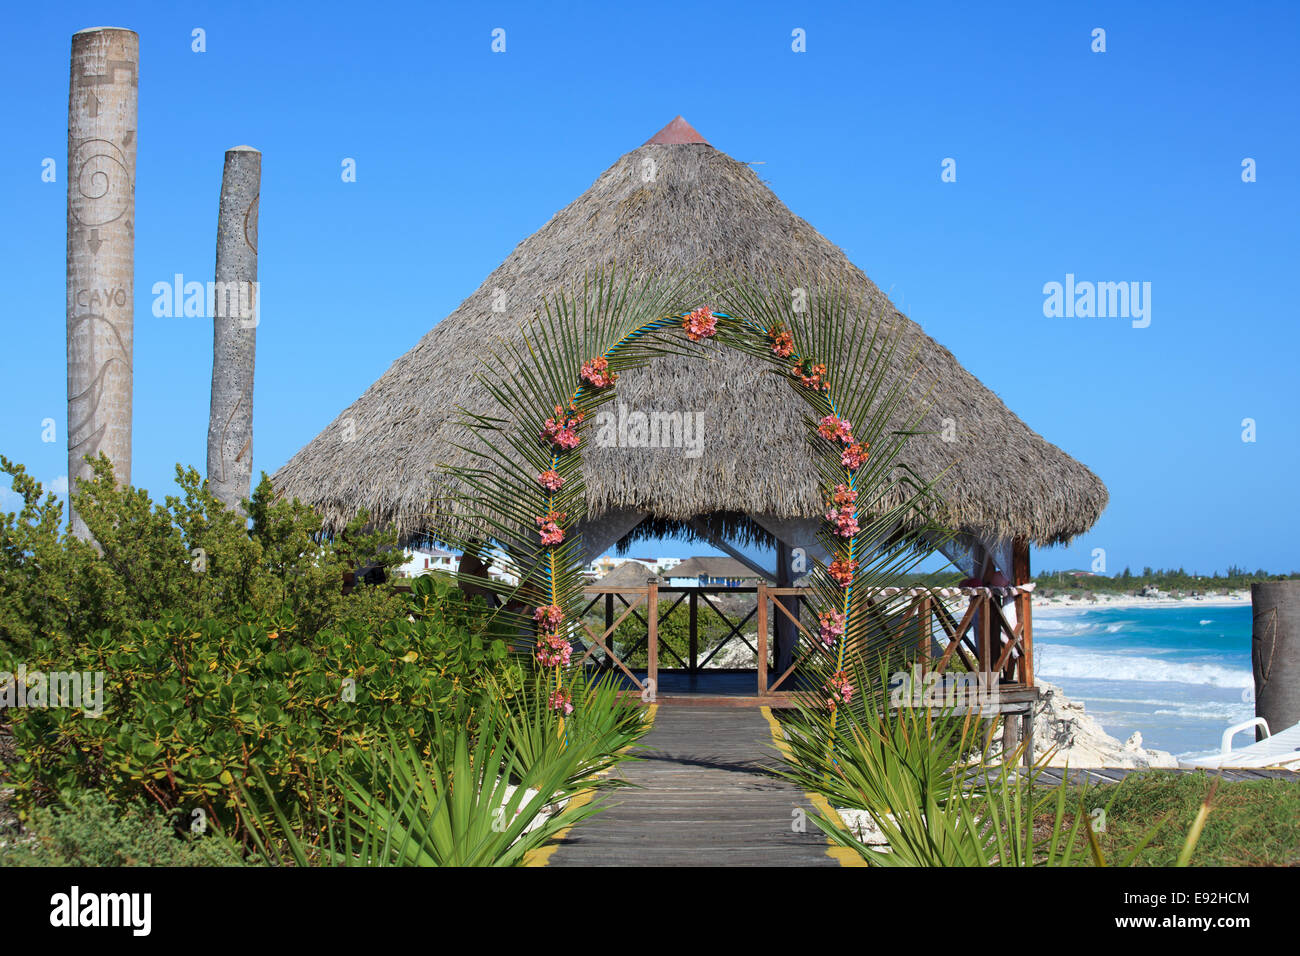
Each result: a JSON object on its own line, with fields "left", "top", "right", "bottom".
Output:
{"left": 768, "top": 327, "right": 794, "bottom": 358}
{"left": 536, "top": 633, "right": 572, "bottom": 667}
{"left": 549, "top": 688, "right": 574, "bottom": 715}
{"left": 818, "top": 610, "right": 846, "bottom": 648}
{"left": 828, "top": 557, "right": 858, "bottom": 587}
{"left": 829, "top": 484, "right": 857, "bottom": 508}
{"left": 682, "top": 306, "right": 718, "bottom": 342}
{"left": 580, "top": 356, "right": 618, "bottom": 389}
{"left": 825, "top": 484, "right": 859, "bottom": 538}
{"left": 537, "top": 469, "right": 564, "bottom": 491}
{"left": 818, "top": 415, "right": 854, "bottom": 444}
{"left": 826, "top": 510, "right": 859, "bottom": 538}
{"left": 536, "top": 510, "right": 566, "bottom": 546}
{"left": 534, "top": 604, "right": 564, "bottom": 631}
{"left": 841, "top": 442, "right": 869, "bottom": 470}
{"left": 826, "top": 670, "right": 854, "bottom": 710}
{"left": 793, "top": 359, "right": 829, "bottom": 391}
{"left": 541, "top": 405, "right": 584, "bottom": 451}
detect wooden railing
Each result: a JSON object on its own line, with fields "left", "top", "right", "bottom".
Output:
{"left": 579, "top": 582, "right": 1035, "bottom": 700}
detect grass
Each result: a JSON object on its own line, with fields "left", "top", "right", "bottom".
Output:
{"left": 1060, "top": 771, "right": 1300, "bottom": 866}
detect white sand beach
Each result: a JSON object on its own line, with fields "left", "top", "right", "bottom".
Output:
{"left": 1033, "top": 589, "right": 1251, "bottom": 612}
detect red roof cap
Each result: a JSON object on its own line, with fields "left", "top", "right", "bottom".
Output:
{"left": 644, "top": 115, "right": 709, "bottom": 145}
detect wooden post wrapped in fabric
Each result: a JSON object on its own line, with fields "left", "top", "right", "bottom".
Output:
{"left": 1252, "top": 580, "right": 1300, "bottom": 740}
{"left": 66, "top": 27, "right": 138, "bottom": 538}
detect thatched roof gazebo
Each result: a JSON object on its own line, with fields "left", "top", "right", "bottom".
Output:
{"left": 595, "top": 560, "right": 662, "bottom": 590}
{"left": 274, "top": 117, "right": 1107, "bottom": 588}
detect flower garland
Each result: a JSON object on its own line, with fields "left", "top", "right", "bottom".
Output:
{"left": 524, "top": 304, "right": 872, "bottom": 728}
{"left": 531, "top": 312, "right": 724, "bottom": 715}
{"left": 789, "top": 342, "right": 871, "bottom": 719}
{"left": 580, "top": 356, "right": 618, "bottom": 389}
{"left": 682, "top": 306, "right": 718, "bottom": 342}
{"left": 826, "top": 670, "right": 854, "bottom": 711}
{"left": 540, "top": 404, "right": 584, "bottom": 450}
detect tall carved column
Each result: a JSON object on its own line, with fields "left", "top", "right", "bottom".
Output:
{"left": 66, "top": 27, "right": 138, "bottom": 538}
{"left": 206, "top": 146, "right": 261, "bottom": 511}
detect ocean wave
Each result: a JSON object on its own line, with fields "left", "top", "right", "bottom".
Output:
{"left": 1151, "top": 700, "right": 1254, "bottom": 722}
{"left": 1035, "top": 646, "right": 1253, "bottom": 689}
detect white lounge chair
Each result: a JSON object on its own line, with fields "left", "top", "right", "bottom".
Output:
{"left": 1178, "top": 717, "right": 1300, "bottom": 770}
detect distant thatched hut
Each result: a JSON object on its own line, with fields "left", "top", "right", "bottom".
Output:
{"left": 595, "top": 560, "right": 662, "bottom": 591}
{"left": 667, "top": 557, "right": 764, "bottom": 589}
{"left": 274, "top": 117, "right": 1107, "bottom": 587}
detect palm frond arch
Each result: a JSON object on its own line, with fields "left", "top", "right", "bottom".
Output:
{"left": 435, "top": 272, "right": 952, "bottom": 731}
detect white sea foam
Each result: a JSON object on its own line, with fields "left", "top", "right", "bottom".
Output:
{"left": 1034, "top": 645, "right": 1253, "bottom": 689}
{"left": 1152, "top": 700, "right": 1253, "bottom": 722}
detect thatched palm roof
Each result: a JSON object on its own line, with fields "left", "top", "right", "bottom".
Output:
{"left": 273, "top": 118, "right": 1107, "bottom": 548}
{"left": 595, "top": 561, "right": 661, "bottom": 589}
{"left": 668, "top": 557, "right": 763, "bottom": 583}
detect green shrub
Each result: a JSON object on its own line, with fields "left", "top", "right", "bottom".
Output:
{"left": 0, "top": 454, "right": 406, "bottom": 660}
{"left": 237, "top": 673, "right": 648, "bottom": 867}
{"left": 6, "top": 578, "right": 518, "bottom": 839}
{"left": 0, "top": 790, "right": 241, "bottom": 867}
{"left": 0, "top": 457, "right": 521, "bottom": 844}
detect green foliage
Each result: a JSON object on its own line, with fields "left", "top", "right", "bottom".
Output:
{"left": 6, "top": 588, "right": 516, "bottom": 837}
{"left": 0, "top": 454, "right": 406, "bottom": 659}
{"left": 1077, "top": 772, "right": 1300, "bottom": 866}
{"left": 495, "top": 669, "right": 650, "bottom": 785}
{"left": 0, "top": 790, "right": 241, "bottom": 867}
{"left": 1034, "top": 565, "right": 1299, "bottom": 598}
{"left": 0, "top": 458, "right": 521, "bottom": 841}
{"left": 776, "top": 659, "right": 1208, "bottom": 866}
{"left": 236, "top": 676, "right": 648, "bottom": 867}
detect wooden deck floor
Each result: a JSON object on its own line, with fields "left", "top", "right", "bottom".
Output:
{"left": 542, "top": 707, "right": 848, "bottom": 867}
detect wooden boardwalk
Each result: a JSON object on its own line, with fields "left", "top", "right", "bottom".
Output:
{"left": 542, "top": 707, "right": 850, "bottom": 867}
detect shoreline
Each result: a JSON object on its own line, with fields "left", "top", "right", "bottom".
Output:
{"left": 1032, "top": 590, "right": 1251, "bottom": 613}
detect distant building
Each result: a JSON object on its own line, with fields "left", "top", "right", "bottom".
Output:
{"left": 667, "top": 556, "right": 763, "bottom": 588}
{"left": 395, "top": 546, "right": 458, "bottom": 578}
{"left": 583, "top": 556, "right": 621, "bottom": 579}
{"left": 484, "top": 547, "right": 520, "bottom": 587}
{"left": 635, "top": 556, "right": 682, "bottom": 575}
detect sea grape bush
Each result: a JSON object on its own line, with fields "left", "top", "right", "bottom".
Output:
{"left": 8, "top": 585, "right": 516, "bottom": 835}
{"left": 0, "top": 454, "right": 406, "bottom": 657}
{"left": 0, "top": 456, "right": 520, "bottom": 841}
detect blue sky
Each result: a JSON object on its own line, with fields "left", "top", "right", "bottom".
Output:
{"left": 2, "top": 1, "right": 1296, "bottom": 575}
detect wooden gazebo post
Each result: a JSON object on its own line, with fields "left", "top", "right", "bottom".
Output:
{"left": 1010, "top": 536, "right": 1036, "bottom": 764}
{"left": 1012, "top": 537, "right": 1033, "bottom": 687}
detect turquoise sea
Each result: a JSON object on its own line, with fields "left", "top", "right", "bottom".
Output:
{"left": 1031, "top": 604, "right": 1255, "bottom": 758}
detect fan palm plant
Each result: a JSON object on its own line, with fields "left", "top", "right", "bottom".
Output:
{"left": 233, "top": 696, "right": 626, "bottom": 867}
{"left": 778, "top": 657, "right": 1209, "bottom": 866}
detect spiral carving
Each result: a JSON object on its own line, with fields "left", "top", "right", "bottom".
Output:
{"left": 70, "top": 138, "right": 131, "bottom": 227}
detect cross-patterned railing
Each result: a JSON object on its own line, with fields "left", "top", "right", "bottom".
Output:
{"left": 579, "top": 582, "right": 1035, "bottom": 700}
